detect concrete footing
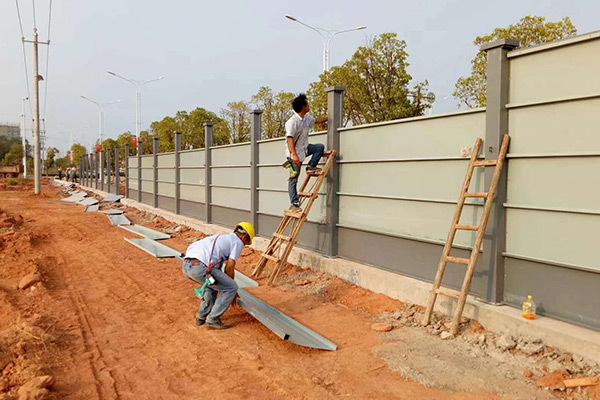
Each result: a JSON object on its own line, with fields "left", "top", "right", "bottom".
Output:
{"left": 80, "top": 184, "right": 600, "bottom": 363}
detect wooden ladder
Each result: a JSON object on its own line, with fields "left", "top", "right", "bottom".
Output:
{"left": 422, "top": 134, "right": 510, "bottom": 336}
{"left": 252, "top": 150, "right": 336, "bottom": 285}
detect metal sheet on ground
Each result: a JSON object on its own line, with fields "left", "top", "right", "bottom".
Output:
{"left": 78, "top": 198, "right": 99, "bottom": 206}
{"left": 236, "top": 272, "right": 259, "bottom": 289}
{"left": 103, "top": 194, "right": 123, "bottom": 203}
{"left": 107, "top": 214, "right": 131, "bottom": 226}
{"left": 124, "top": 238, "right": 182, "bottom": 258}
{"left": 85, "top": 204, "right": 99, "bottom": 213}
{"left": 101, "top": 209, "right": 124, "bottom": 215}
{"left": 119, "top": 224, "right": 171, "bottom": 240}
{"left": 62, "top": 193, "right": 86, "bottom": 203}
{"left": 238, "top": 288, "right": 337, "bottom": 351}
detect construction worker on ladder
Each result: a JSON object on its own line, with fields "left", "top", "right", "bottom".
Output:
{"left": 283, "top": 93, "right": 328, "bottom": 212}
{"left": 182, "top": 222, "right": 255, "bottom": 330}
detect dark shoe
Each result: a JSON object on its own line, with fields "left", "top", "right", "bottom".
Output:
{"left": 206, "top": 319, "right": 229, "bottom": 330}
{"left": 196, "top": 318, "right": 206, "bottom": 326}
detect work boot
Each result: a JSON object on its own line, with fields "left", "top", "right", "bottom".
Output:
{"left": 196, "top": 318, "right": 206, "bottom": 326}
{"left": 288, "top": 204, "right": 302, "bottom": 213}
{"left": 206, "top": 319, "right": 229, "bottom": 330}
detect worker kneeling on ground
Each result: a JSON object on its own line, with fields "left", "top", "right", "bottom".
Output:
{"left": 182, "top": 222, "right": 255, "bottom": 330}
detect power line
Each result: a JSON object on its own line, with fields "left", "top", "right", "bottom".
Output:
{"left": 15, "top": 0, "right": 33, "bottom": 116}
{"left": 42, "top": 0, "right": 52, "bottom": 117}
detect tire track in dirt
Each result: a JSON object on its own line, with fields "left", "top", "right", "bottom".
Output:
{"left": 67, "top": 288, "right": 120, "bottom": 399}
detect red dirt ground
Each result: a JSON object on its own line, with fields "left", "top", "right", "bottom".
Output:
{"left": 0, "top": 180, "right": 594, "bottom": 399}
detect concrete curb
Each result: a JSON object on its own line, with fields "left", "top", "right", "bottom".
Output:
{"left": 79, "top": 184, "right": 600, "bottom": 363}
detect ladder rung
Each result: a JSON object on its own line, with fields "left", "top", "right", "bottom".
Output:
{"left": 435, "top": 286, "right": 462, "bottom": 298}
{"left": 473, "top": 160, "right": 497, "bottom": 167}
{"left": 323, "top": 150, "right": 333, "bottom": 157}
{"left": 464, "top": 192, "right": 488, "bottom": 198}
{"left": 455, "top": 224, "right": 479, "bottom": 231}
{"left": 445, "top": 256, "right": 471, "bottom": 265}
{"left": 298, "top": 192, "right": 315, "bottom": 198}
{"left": 273, "top": 233, "right": 291, "bottom": 241}
{"left": 262, "top": 253, "right": 280, "bottom": 262}
{"left": 306, "top": 170, "right": 324, "bottom": 177}
{"left": 284, "top": 210, "right": 304, "bottom": 218}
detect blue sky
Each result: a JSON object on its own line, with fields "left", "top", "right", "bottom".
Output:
{"left": 1, "top": 0, "right": 599, "bottom": 153}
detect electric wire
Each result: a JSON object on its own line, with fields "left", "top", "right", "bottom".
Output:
{"left": 42, "top": 0, "right": 52, "bottom": 118}
{"left": 15, "top": 0, "right": 33, "bottom": 116}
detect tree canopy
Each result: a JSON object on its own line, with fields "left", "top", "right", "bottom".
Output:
{"left": 454, "top": 16, "right": 577, "bottom": 108}
{"left": 308, "top": 33, "right": 435, "bottom": 126}
{"left": 251, "top": 86, "right": 295, "bottom": 139}
{"left": 70, "top": 143, "right": 87, "bottom": 167}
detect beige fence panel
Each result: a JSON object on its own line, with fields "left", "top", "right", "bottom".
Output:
{"left": 180, "top": 149, "right": 205, "bottom": 168}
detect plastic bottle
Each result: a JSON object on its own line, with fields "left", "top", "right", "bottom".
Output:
{"left": 522, "top": 295, "right": 536, "bottom": 320}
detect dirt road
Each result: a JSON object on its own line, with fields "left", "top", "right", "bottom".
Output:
{"left": 0, "top": 181, "right": 591, "bottom": 399}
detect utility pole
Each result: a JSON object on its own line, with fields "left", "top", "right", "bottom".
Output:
{"left": 24, "top": 28, "right": 48, "bottom": 194}
{"left": 21, "top": 97, "right": 28, "bottom": 178}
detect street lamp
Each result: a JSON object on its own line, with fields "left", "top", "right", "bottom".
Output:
{"left": 106, "top": 71, "right": 165, "bottom": 142}
{"left": 285, "top": 15, "right": 366, "bottom": 71}
{"left": 80, "top": 95, "right": 121, "bottom": 183}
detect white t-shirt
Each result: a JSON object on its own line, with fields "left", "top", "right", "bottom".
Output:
{"left": 285, "top": 112, "right": 315, "bottom": 161}
{"left": 184, "top": 233, "right": 244, "bottom": 267}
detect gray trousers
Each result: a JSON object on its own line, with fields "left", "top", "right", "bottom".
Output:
{"left": 182, "top": 259, "right": 238, "bottom": 323}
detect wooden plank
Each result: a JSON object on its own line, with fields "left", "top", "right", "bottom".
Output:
{"left": 563, "top": 376, "right": 599, "bottom": 388}
{"left": 445, "top": 256, "right": 471, "bottom": 265}
{"left": 273, "top": 233, "right": 291, "bottom": 241}
{"left": 284, "top": 210, "right": 304, "bottom": 218}
{"left": 473, "top": 160, "right": 498, "bottom": 167}
{"left": 435, "top": 287, "right": 461, "bottom": 298}
{"left": 455, "top": 224, "right": 479, "bottom": 231}
{"left": 464, "top": 192, "right": 489, "bottom": 198}
{"left": 262, "top": 253, "right": 279, "bottom": 262}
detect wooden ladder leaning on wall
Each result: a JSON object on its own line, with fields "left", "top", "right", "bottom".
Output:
{"left": 422, "top": 134, "right": 510, "bottom": 336}
{"left": 252, "top": 150, "right": 336, "bottom": 285}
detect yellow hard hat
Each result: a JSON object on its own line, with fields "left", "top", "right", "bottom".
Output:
{"left": 236, "top": 222, "right": 255, "bottom": 243}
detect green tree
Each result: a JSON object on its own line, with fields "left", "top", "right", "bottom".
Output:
{"left": 55, "top": 156, "right": 70, "bottom": 170}
{"left": 2, "top": 143, "right": 23, "bottom": 166}
{"left": 308, "top": 33, "right": 434, "bottom": 126}
{"left": 454, "top": 16, "right": 577, "bottom": 107}
{"left": 70, "top": 143, "right": 87, "bottom": 167}
{"left": 137, "top": 131, "right": 153, "bottom": 154}
{"left": 116, "top": 131, "right": 135, "bottom": 159}
{"left": 221, "top": 101, "right": 251, "bottom": 143}
{"left": 0, "top": 136, "right": 21, "bottom": 163}
{"left": 44, "top": 147, "right": 59, "bottom": 171}
{"left": 251, "top": 86, "right": 295, "bottom": 139}
{"left": 149, "top": 108, "right": 229, "bottom": 151}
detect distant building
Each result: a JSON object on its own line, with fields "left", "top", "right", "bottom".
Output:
{"left": 0, "top": 123, "right": 21, "bottom": 139}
